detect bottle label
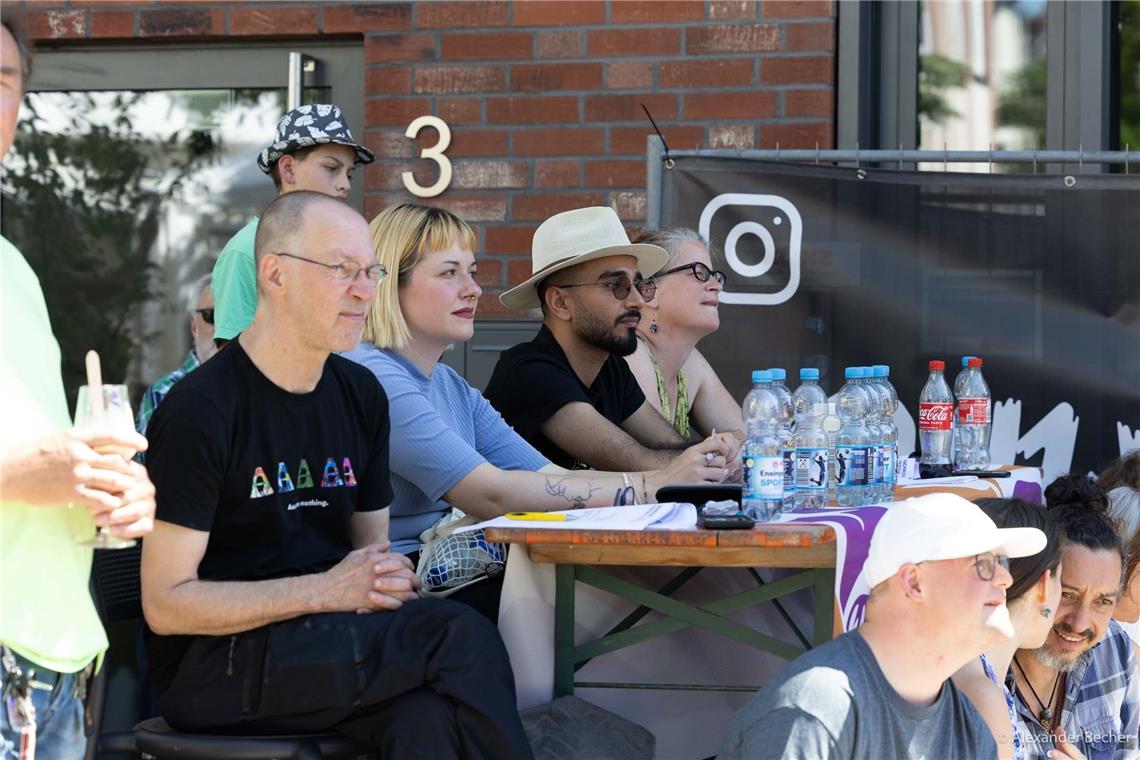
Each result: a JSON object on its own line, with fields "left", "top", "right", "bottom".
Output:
{"left": 957, "top": 397, "right": 991, "bottom": 425}
{"left": 919, "top": 402, "right": 953, "bottom": 431}
{"left": 884, "top": 445, "right": 898, "bottom": 487}
{"left": 872, "top": 445, "right": 884, "bottom": 484}
{"left": 796, "top": 447, "right": 829, "bottom": 491}
{"left": 835, "top": 447, "right": 868, "bottom": 486}
{"left": 745, "top": 455, "right": 783, "bottom": 499}
{"left": 783, "top": 448, "right": 796, "bottom": 493}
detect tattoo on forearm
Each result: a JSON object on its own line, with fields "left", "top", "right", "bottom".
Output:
{"left": 614, "top": 486, "right": 636, "bottom": 506}
{"left": 545, "top": 476, "right": 602, "bottom": 509}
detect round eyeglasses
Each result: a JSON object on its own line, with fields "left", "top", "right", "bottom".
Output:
{"left": 654, "top": 261, "right": 727, "bottom": 287}
{"left": 556, "top": 275, "right": 657, "bottom": 301}
{"left": 275, "top": 252, "right": 388, "bottom": 284}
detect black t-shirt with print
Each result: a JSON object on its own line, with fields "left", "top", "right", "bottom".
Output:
{"left": 143, "top": 340, "right": 392, "bottom": 686}
{"left": 483, "top": 324, "right": 645, "bottom": 469}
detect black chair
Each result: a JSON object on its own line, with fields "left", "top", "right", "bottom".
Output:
{"left": 86, "top": 544, "right": 372, "bottom": 759}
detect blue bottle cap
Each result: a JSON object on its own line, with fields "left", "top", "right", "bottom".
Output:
{"left": 751, "top": 370, "right": 764, "bottom": 383}
{"left": 961, "top": 355, "right": 975, "bottom": 367}
{"left": 800, "top": 368, "right": 820, "bottom": 381}
{"left": 844, "top": 366, "right": 862, "bottom": 379}
{"left": 755, "top": 370, "right": 773, "bottom": 383}
{"left": 872, "top": 365, "right": 888, "bottom": 377}
{"left": 767, "top": 368, "right": 786, "bottom": 381}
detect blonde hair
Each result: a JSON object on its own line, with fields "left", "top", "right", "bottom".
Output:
{"left": 363, "top": 203, "right": 477, "bottom": 349}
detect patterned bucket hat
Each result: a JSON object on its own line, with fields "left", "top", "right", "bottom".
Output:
{"left": 257, "top": 103, "right": 375, "bottom": 174}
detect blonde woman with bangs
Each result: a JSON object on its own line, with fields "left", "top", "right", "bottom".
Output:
{"left": 345, "top": 204, "right": 733, "bottom": 618}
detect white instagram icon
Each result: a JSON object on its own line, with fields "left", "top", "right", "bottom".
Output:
{"left": 698, "top": 193, "right": 803, "bottom": 306}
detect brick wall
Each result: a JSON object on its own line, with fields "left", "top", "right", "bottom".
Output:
{"left": 18, "top": 0, "right": 836, "bottom": 315}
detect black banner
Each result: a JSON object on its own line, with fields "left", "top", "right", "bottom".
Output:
{"left": 659, "top": 158, "right": 1140, "bottom": 479}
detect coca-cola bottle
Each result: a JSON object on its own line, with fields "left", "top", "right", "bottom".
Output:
{"left": 918, "top": 360, "right": 954, "bottom": 479}
{"left": 956, "top": 357, "right": 992, "bottom": 470}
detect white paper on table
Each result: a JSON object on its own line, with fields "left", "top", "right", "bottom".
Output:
{"left": 457, "top": 502, "right": 696, "bottom": 533}
{"left": 896, "top": 475, "right": 987, "bottom": 489}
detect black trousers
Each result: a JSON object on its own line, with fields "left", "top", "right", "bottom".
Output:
{"left": 155, "top": 598, "right": 532, "bottom": 760}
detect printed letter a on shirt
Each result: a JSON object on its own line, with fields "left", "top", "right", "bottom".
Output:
{"left": 250, "top": 466, "right": 275, "bottom": 498}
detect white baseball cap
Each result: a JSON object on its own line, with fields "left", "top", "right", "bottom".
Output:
{"left": 863, "top": 493, "right": 1047, "bottom": 588}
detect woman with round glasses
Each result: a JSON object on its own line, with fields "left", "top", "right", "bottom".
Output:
{"left": 625, "top": 228, "right": 742, "bottom": 440}
{"left": 952, "top": 498, "right": 1063, "bottom": 760}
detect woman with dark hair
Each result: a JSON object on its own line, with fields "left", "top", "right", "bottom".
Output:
{"left": 953, "top": 498, "right": 1063, "bottom": 760}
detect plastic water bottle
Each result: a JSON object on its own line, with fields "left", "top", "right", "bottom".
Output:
{"left": 858, "top": 367, "right": 885, "bottom": 503}
{"left": 835, "top": 367, "right": 872, "bottom": 507}
{"left": 951, "top": 356, "right": 975, "bottom": 468}
{"left": 823, "top": 391, "right": 841, "bottom": 505}
{"left": 793, "top": 368, "right": 829, "bottom": 510}
{"left": 742, "top": 371, "right": 784, "bottom": 521}
{"left": 919, "top": 360, "right": 954, "bottom": 478}
{"left": 767, "top": 368, "right": 796, "bottom": 513}
{"left": 872, "top": 365, "right": 899, "bottom": 502}
{"left": 956, "top": 357, "right": 992, "bottom": 470}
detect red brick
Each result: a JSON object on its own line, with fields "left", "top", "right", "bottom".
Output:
{"left": 708, "top": 0, "right": 759, "bottom": 20}
{"left": 365, "top": 129, "right": 415, "bottom": 159}
{"left": 761, "top": 55, "right": 834, "bottom": 84}
{"left": 364, "top": 194, "right": 388, "bottom": 221}
{"left": 365, "top": 162, "right": 421, "bottom": 191}
{"left": 506, "top": 256, "right": 537, "bottom": 284}
{"left": 438, "top": 98, "right": 483, "bottom": 125}
{"left": 684, "top": 90, "right": 777, "bottom": 119}
{"left": 534, "top": 159, "right": 580, "bottom": 188}
{"left": 474, "top": 295, "right": 518, "bottom": 318}
{"left": 584, "top": 93, "right": 677, "bottom": 122}
{"left": 584, "top": 160, "right": 645, "bottom": 188}
{"left": 324, "top": 3, "right": 412, "bottom": 33}
{"left": 366, "top": 66, "right": 412, "bottom": 94}
{"left": 536, "top": 30, "right": 581, "bottom": 59}
{"left": 760, "top": 0, "right": 835, "bottom": 18}
{"left": 513, "top": 0, "right": 605, "bottom": 26}
{"left": 759, "top": 121, "right": 833, "bottom": 148}
{"left": 611, "top": 191, "right": 647, "bottom": 221}
{"left": 449, "top": 129, "right": 510, "bottom": 156}
{"left": 231, "top": 6, "right": 317, "bottom": 36}
{"left": 139, "top": 8, "right": 223, "bottom": 37}
{"left": 611, "top": 125, "right": 704, "bottom": 154}
{"left": 414, "top": 65, "right": 505, "bottom": 94}
{"left": 90, "top": 10, "right": 134, "bottom": 38}
{"left": 587, "top": 28, "right": 681, "bottom": 57}
{"left": 486, "top": 96, "right": 579, "bottom": 124}
{"left": 423, "top": 195, "right": 507, "bottom": 222}
{"left": 25, "top": 10, "right": 87, "bottom": 40}
{"left": 440, "top": 32, "right": 533, "bottom": 61}
{"left": 786, "top": 22, "right": 835, "bottom": 51}
{"left": 686, "top": 24, "right": 780, "bottom": 54}
{"left": 606, "top": 61, "right": 653, "bottom": 90}
{"left": 366, "top": 97, "right": 432, "bottom": 126}
{"left": 709, "top": 124, "right": 756, "bottom": 149}
{"left": 659, "top": 59, "right": 753, "bottom": 88}
{"left": 511, "top": 63, "right": 602, "bottom": 92}
{"left": 512, "top": 128, "right": 604, "bottom": 156}
{"left": 486, "top": 226, "right": 539, "bottom": 255}
{"left": 610, "top": 0, "right": 705, "bottom": 23}
{"left": 513, "top": 192, "right": 604, "bottom": 221}
{"left": 473, "top": 258, "right": 504, "bottom": 289}
{"left": 417, "top": 1, "right": 509, "bottom": 29}
{"left": 451, "top": 160, "right": 529, "bottom": 189}
{"left": 365, "top": 34, "right": 435, "bottom": 64}
{"left": 785, "top": 88, "right": 832, "bottom": 117}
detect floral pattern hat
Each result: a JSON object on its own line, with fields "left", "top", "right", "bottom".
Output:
{"left": 257, "top": 103, "right": 375, "bottom": 174}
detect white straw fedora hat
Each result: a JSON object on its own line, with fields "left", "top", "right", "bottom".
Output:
{"left": 499, "top": 206, "right": 668, "bottom": 311}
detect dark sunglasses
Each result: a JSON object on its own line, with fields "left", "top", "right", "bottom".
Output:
{"left": 557, "top": 275, "right": 657, "bottom": 301}
{"left": 194, "top": 308, "right": 215, "bottom": 325}
{"left": 655, "top": 262, "right": 727, "bottom": 286}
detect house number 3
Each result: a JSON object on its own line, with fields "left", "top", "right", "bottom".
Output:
{"left": 402, "top": 115, "right": 452, "bottom": 198}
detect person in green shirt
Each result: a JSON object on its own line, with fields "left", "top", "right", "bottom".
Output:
{"left": 211, "top": 104, "right": 374, "bottom": 343}
{"left": 0, "top": 16, "right": 157, "bottom": 757}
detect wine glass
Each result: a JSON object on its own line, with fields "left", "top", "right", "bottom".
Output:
{"left": 74, "top": 383, "right": 138, "bottom": 549}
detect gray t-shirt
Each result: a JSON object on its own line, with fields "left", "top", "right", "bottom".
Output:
{"left": 720, "top": 631, "right": 998, "bottom": 759}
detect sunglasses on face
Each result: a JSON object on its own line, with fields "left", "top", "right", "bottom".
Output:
{"left": 194, "top": 308, "right": 215, "bottom": 325}
{"left": 557, "top": 275, "right": 657, "bottom": 301}
{"left": 973, "top": 551, "right": 1010, "bottom": 582}
{"left": 655, "top": 261, "right": 727, "bottom": 287}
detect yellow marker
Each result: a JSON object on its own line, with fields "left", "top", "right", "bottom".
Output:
{"left": 505, "top": 512, "right": 570, "bottom": 521}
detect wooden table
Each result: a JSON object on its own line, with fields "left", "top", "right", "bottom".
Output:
{"left": 485, "top": 523, "right": 837, "bottom": 697}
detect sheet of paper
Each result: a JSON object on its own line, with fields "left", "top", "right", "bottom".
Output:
{"left": 458, "top": 502, "right": 696, "bottom": 532}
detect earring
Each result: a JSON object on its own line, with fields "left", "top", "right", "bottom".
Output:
{"left": 1040, "top": 607, "right": 1053, "bottom": 618}
{"left": 649, "top": 320, "right": 658, "bottom": 334}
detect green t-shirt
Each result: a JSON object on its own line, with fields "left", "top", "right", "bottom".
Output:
{"left": 0, "top": 234, "right": 107, "bottom": 672}
{"left": 212, "top": 217, "right": 260, "bottom": 341}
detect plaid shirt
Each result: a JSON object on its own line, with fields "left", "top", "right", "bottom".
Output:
{"left": 1008, "top": 620, "right": 1140, "bottom": 760}
{"left": 135, "top": 350, "right": 200, "bottom": 437}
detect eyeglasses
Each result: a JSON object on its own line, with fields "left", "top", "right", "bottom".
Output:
{"left": 655, "top": 262, "right": 727, "bottom": 287}
{"left": 556, "top": 276, "right": 657, "bottom": 301}
{"left": 275, "top": 252, "right": 388, "bottom": 284}
{"left": 974, "top": 551, "right": 1011, "bottom": 581}
{"left": 194, "top": 308, "right": 214, "bottom": 325}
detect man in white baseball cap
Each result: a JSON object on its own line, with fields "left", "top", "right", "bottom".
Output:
{"left": 484, "top": 206, "right": 737, "bottom": 478}
{"left": 721, "top": 493, "right": 1047, "bottom": 759}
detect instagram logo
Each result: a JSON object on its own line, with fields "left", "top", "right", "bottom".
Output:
{"left": 697, "top": 193, "right": 803, "bottom": 306}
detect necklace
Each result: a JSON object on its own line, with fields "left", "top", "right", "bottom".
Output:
{"left": 1013, "top": 656, "right": 1062, "bottom": 730}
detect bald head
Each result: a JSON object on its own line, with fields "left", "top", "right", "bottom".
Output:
{"left": 254, "top": 190, "right": 348, "bottom": 268}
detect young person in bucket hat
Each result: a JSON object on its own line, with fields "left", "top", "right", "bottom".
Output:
{"left": 484, "top": 206, "right": 740, "bottom": 475}
{"left": 211, "top": 104, "right": 374, "bottom": 345}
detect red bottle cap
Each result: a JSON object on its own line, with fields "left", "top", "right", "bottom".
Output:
{"left": 968, "top": 357, "right": 983, "bottom": 367}
{"left": 929, "top": 360, "right": 945, "bottom": 371}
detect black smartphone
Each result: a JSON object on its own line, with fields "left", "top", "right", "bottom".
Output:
{"left": 697, "top": 513, "right": 756, "bottom": 530}
{"left": 655, "top": 483, "right": 743, "bottom": 506}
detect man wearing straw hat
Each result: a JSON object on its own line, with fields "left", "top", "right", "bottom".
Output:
{"left": 0, "top": 16, "right": 156, "bottom": 757}
{"left": 485, "top": 206, "right": 737, "bottom": 477}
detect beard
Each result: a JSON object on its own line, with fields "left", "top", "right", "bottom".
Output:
{"left": 1033, "top": 624, "right": 1096, "bottom": 673}
{"left": 575, "top": 308, "right": 639, "bottom": 356}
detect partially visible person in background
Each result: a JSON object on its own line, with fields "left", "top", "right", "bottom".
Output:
{"left": 1105, "top": 485, "right": 1140, "bottom": 657}
{"left": 1099, "top": 449, "right": 1140, "bottom": 492}
{"left": 625, "top": 229, "right": 742, "bottom": 440}
{"left": 136, "top": 273, "right": 216, "bottom": 437}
